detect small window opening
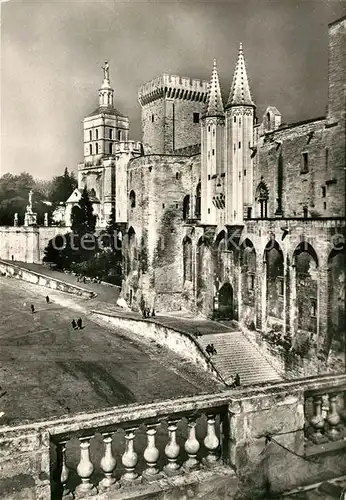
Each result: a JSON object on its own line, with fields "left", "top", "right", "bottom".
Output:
{"left": 239, "top": 142, "right": 241, "bottom": 149}
{"left": 208, "top": 125, "right": 211, "bottom": 132}
{"left": 234, "top": 116, "right": 236, "bottom": 123}
{"left": 248, "top": 274, "right": 255, "bottom": 290}
{"left": 212, "top": 149, "right": 215, "bottom": 156}
{"left": 193, "top": 113, "right": 200, "bottom": 124}
{"left": 322, "top": 186, "right": 326, "bottom": 198}
{"left": 89, "top": 130, "right": 92, "bottom": 141}
{"left": 130, "top": 190, "right": 136, "bottom": 208}
{"left": 89, "top": 144, "right": 92, "bottom": 155}
{"left": 95, "top": 143, "right": 99, "bottom": 154}
{"left": 325, "top": 148, "right": 329, "bottom": 169}
{"left": 117, "top": 130, "right": 121, "bottom": 140}
{"left": 109, "top": 143, "right": 113, "bottom": 154}
{"left": 303, "top": 206, "right": 308, "bottom": 218}
{"left": 247, "top": 207, "right": 252, "bottom": 218}
{"left": 301, "top": 152, "right": 309, "bottom": 173}
{"left": 151, "top": 114, "right": 154, "bottom": 122}
{"left": 208, "top": 208, "right": 210, "bottom": 214}
{"left": 311, "top": 299, "right": 317, "bottom": 317}
{"left": 109, "top": 129, "right": 113, "bottom": 140}
{"left": 96, "top": 129, "right": 99, "bottom": 140}
{"left": 176, "top": 172, "right": 180, "bottom": 180}
{"left": 278, "top": 277, "right": 284, "bottom": 296}
{"left": 323, "top": 202, "right": 327, "bottom": 210}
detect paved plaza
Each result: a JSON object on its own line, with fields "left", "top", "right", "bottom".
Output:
{"left": 0, "top": 275, "right": 222, "bottom": 425}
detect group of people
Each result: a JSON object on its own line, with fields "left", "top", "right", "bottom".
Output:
{"left": 30, "top": 296, "right": 50, "bottom": 314}
{"left": 142, "top": 307, "right": 155, "bottom": 319}
{"left": 206, "top": 343, "right": 217, "bottom": 355}
{"left": 71, "top": 318, "right": 83, "bottom": 330}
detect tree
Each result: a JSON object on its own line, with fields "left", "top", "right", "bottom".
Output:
{"left": 71, "top": 186, "right": 96, "bottom": 235}
{"left": 49, "top": 167, "right": 77, "bottom": 205}
{"left": 0, "top": 172, "right": 35, "bottom": 225}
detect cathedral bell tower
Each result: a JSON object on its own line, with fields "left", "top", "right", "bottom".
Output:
{"left": 201, "top": 60, "right": 225, "bottom": 225}
{"left": 225, "top": 43, "right": 255, "bottom": 225}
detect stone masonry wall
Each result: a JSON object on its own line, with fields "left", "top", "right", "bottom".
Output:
{"left": 0, "top": 226, "right": 65, "bottom": 264}
{"left": 124, "top": 154, "right": 201, "bottom": 312}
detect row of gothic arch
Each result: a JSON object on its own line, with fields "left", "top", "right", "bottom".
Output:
{"left": 182, "top": 232, "right": 344, "bottom": 350}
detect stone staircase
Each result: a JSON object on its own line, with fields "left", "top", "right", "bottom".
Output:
{"left": 198, "top": 331, "right": 283, "bottom": 386}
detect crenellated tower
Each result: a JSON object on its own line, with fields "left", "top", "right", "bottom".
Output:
{"left": 201, "top": 60, "right": 226, "bottom": 225}
{"left": 138, "top": 74, "right": 209, "bottom": 154}
{"left": 225, "top": 43, "right": 255, "bottom": 224}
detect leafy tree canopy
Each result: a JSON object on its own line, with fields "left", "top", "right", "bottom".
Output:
{"left": 0, "top": 172, "right": 49, "bottom": 225}
{"left": 49, "top": 167, "right": 77, "bottom": 205}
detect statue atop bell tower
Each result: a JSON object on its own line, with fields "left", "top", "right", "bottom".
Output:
{"left": 102, "top": 61, "right": 110, "bottom": 81}
{"left": 99, "top": 61, "right": 114, "bottom": 108}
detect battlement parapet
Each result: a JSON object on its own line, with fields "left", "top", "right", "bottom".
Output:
{"left": 138, "top": 73, "right": 209, "bottom": 105}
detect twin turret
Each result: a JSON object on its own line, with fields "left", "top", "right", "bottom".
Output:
{"left": 201, "top": 44, "right": 255, "bottom": 226}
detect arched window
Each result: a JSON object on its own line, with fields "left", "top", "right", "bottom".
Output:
{"left": 267, "top": 112, "right": 271, "bottom": 130}
{"left": 109, "top": 129, "right": 113, "bottom": 140}
{"left": 96, "top": 129, "right": 99, "bottom": 140}
{"left": 95, "top": 143, "right": 99, "bottom": 155}
{"left": 89, "top": 130, "right": 92, "bottom": 141}
{"left": 109, "top": 143, "right": 113, "bottom": 154}
{"left": 129, "top": 190, "right": 136, "bottom": 208}
{"left": 89, "top": 144, "right": 92, "bottom": 155}
{"left": 255, "top": 180, "right": 269, "bottom": 218}
{"left": 294, "top": 243, "right": 319, "bottom": 333}
{"left": 303, "top": 206, "right": 308, "bottom": 218}
{"left": 183, "top": 195, "right": 190, "bottom": 220}
{"left": 183, "top": 237, "right": 192, "bottom": 282}
{"left": 195, "top": 182, "right": 201, "bottom": 219}
{"left": 117, "top": 130, "right": 122, "bottom": 140}
{"left": 265, "top": 240, "right": 284, "bottom": 319}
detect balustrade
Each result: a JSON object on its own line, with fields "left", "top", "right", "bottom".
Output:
{"left": 305, "top": 389, "right": 346, "bottom": 447}
{"left": 52, "top": 409, "right": 225, "bottom": 498}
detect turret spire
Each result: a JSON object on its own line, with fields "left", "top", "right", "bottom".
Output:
{"left": 226, "top": 43, "right": 254, "bottom": 107}
{"left": 205, "top": 59, "right": 224, "bottom": 117}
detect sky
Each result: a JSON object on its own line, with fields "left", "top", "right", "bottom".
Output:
{"left": 1, "top": 0, "right": 346, "bottom": 180}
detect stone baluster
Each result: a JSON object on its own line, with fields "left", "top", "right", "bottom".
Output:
{"left": 203, "top": 413, "right": 220, "bottom": 464}
{"left": 75, "top": 436, "right": 96, "bottom": 497}
{"left": 326, "top": 393, "right": 341, "bottom": 441}
{"left": 164, "top": 420, "right": 181, "bottom": 475}
{"left": 121, "top": 428, "right": 139, "bottom": 481}
{"left": 99, "top": 433, "right": 119, "bottom": 491}
{"left": 184, "top": 416, "right": 200, "bottom": 470}
{"left": 309, "top": 396, "right": 325, "bottom": 443}
{"left": 143, "top": 423, "right": 161, "bottom": 479}
{"left": 56, "top": 441, "right": 72, "bottom": 499}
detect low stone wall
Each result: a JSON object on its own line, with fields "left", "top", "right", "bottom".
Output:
{"left": 0, "top": 260, "right": 96, "bottom": 299}
{"left": 0, "top": 427, "right": 50, "bottom": 500}
{"left": 0, "top": 374, "right": 345, "bottom": 499}
{"left": 229, "top": 374, "right": 346, "bottom": 497}
{"left": 91, "top": 310, "right": 225, "bottom": 384}
{"left": 0, "top": 226, "right": 67, "bottom": 264}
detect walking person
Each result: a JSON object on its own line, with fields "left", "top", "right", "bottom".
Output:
{"left": 31, "top": 304, "right": 35, "bottom": 314}
{"left": 211, "top": 343, "right": 217, "bottom": 355}
{"left": 45, "top": 295, "right": 50, "bottom": 304}
{"left": 71, "top": 319, "right": 77, "bottom": 330}
{"left": 77, "top": 317, "right": 83, "bottom": 329}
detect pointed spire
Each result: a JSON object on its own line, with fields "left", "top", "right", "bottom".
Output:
{"left": 205, "top": 59, "right": 224, "bottom": 117}
{"left": 226, "top": 43, "right": 254, "bottom": 107}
